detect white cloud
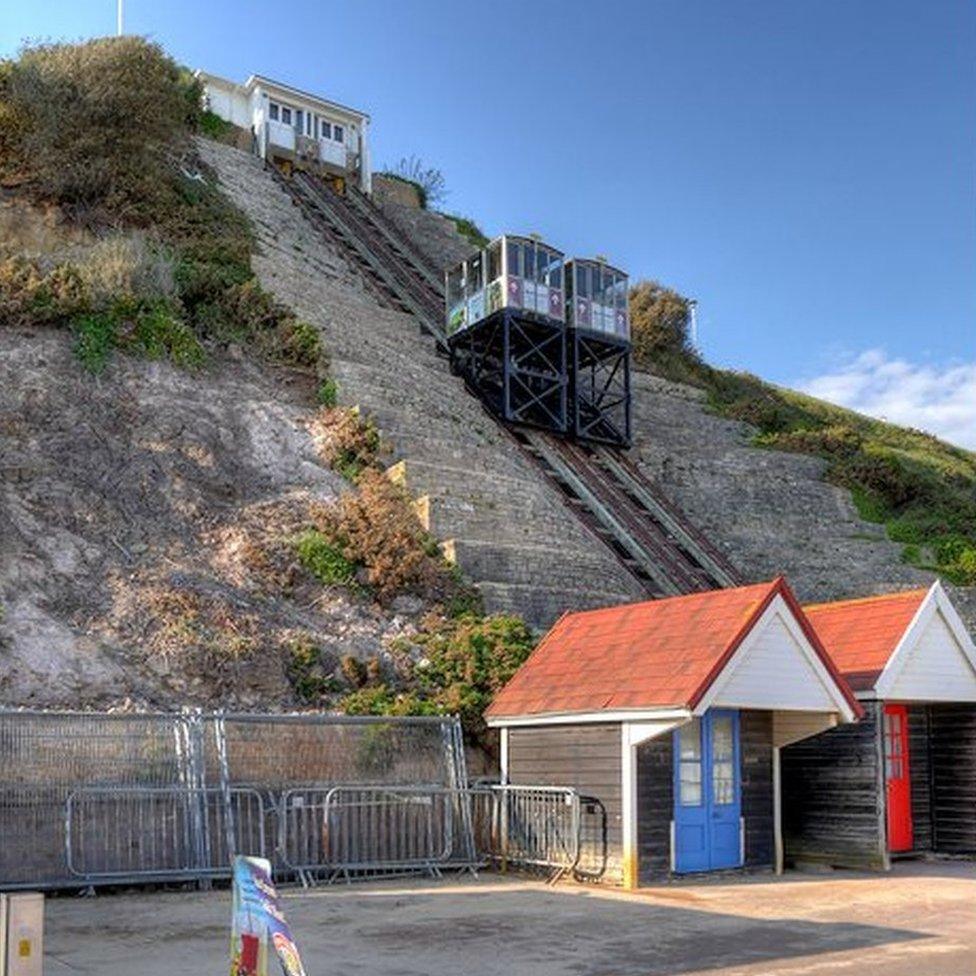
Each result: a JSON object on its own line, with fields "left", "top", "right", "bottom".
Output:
{"left": 798, "top": 349, "right": 976, "bottom": 451}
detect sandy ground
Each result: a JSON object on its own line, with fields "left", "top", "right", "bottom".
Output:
{"left": 40, "top": 861, "right": 975, "bottom": 975}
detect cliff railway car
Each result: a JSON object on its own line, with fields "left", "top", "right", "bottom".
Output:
{"left": 445, "top": 239, "right": 632, "bottom": 447}
{"left": 565, "top": 257, "right": 632, "bottom": 446}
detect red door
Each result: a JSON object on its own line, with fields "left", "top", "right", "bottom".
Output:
{"left": 883, "top": 703, "right": 913, "bottom": 852}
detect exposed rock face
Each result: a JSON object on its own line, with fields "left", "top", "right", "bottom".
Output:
{"left": 4, "top": 140, "right": 969, "bottom": 711}
{"left": 374, "top": 200, "right": 473, "bottom": 272}
{"left": 629, "top": 373, "right": 935, "bottom": 604}
{"left": 0, "top": 330, "right": 417, "bottom": 709}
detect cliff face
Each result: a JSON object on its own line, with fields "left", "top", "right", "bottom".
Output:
{"left": 198, "top": 141, "right": 646, "bottom": 631}
{"left": 3, "top": 141, "right": 971, "bottom": 711}
{"left": 629, "top": 373, "right": 935, "bottom": 602}
{"left": 199, "top": 142, "right": 974, "bottom": 632}
{"left": 0, "top": 327, "right": 423, "bottom": 709}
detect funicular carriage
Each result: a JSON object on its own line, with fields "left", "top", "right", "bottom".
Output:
{"left": 445, "top": 238, "right": 631, "bottom": 447}
{"left": 446, "top": 235, "right": 569, "bottom": 434}
{"left": 565, "top": 258, "right": 631, "bottom": 445}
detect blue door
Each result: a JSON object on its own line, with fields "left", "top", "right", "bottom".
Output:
{"left": 673, "top": 710, "right": 741, "bottom": 873}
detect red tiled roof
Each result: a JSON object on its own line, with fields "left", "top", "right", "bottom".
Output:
{"left": 487, "top": 578, "right": 859, "bottom": 720}
{"left": 803, "top": 588, "right": 929, "bottom": 691}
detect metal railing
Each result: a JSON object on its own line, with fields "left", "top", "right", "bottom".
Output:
{"left": 280, "top": 785, "right": 469, "bottom": 880}
{"left": 471, "top": 785, "right": 582, "bottom": 873}
{"left": 65, "top": 787, "right": 266, "bottom": 882}
{"left": 0, "top": 710, "right": 469, "bottom": 890}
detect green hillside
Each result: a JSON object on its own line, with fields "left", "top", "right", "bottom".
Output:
{"left": 630, "top": 281, "right": 976, "bottom": 585}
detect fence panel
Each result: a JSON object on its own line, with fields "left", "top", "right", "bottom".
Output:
{"left": 0, "top": 710, "right": 470, "bottom": 890}
{"left": 65, "top": 787, "right": 265, "bottom": 881}
{"left": 471, "top": 785, "right": 582, "bottom": 872}
{"left": 281, "top": 786, "right": 463, "bottom": 875}
{"left": 0, "top": 712, "right": 187, "bottom": 887}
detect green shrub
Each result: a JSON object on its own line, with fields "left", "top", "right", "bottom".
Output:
{"left": 286, "top": 638, "right": 339, "bottom": 703}
{"left": 199, "top": 109, "right": 232, "bottom": 141}
{"left": 441, "top": 213, "right": 488, "bottom": 249}
{"left": 130, "top": 302, "right": 205, "bottom": 367}
{"left": 339, "top": 613, "right": 534, "bottom": 740}
{"left": 316, "top": 377, "right": 338, "bottom": 408}
{"left": 72, "top": 311, "right": 116, "bottom": 373}
{"left": 294, "top": 529, "right": 358, "bottom": 586}
{"left": 1, "top": 37, "right": 193, "bottom": 213}
{"left": 276, "top": 320, "right": 320, "bottom": 367}
{"left": 629, "top": 280, "right": 699, "bottom": 370}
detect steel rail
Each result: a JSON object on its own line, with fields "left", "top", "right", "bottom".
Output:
{"left": 273, "top": 167, "right": 739, "bottom": 596}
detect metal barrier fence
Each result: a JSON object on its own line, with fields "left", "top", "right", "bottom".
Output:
{"left": 0, "top": 710, "right": 469, "bottom": 889}
{"left": 280, "top": 786, "right": 472, "bottom": 881}
{"left": 1, "top": 711, "right": 608, "bottom": 888}
{"left": 65, "top": 787, "right": 266, "bottom": 881}
{"left": 471, "top": 785, "right": 581, "bottom": 872}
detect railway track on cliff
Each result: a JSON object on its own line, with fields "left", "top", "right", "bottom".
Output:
{"left": 275, "top": 166, "right": 740, "bottom": 597}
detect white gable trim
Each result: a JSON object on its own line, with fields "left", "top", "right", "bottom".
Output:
{"left": 694, "top": 595, "right": 858, "bottom": 722}
{"left": 874, "top": 582, "right": 976, "bottom": 701}
{"left": 486, "top": 707, "right": 691, "bottom": 729}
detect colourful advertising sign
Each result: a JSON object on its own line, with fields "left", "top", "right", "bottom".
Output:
{"left": 230, "top": 856, "right": 307, "bottom": 976}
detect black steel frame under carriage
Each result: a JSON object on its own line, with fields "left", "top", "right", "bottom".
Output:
{"left": 448, "top": 309, "right": 632, "bottom": 447}
{"left": 570, "top": 328, "right": 632, "bottom": 447}
{"left": 449, "top": 308, "right": 569, "bottom": 435}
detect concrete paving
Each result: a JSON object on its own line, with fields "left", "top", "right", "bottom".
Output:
{"left": 43, "top": 861, "right": 975, "bottom": 975}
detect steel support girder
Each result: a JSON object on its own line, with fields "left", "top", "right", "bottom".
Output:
{"left": 450, "top": 310, "right": 568, "bottom": 434}
{"left": 571, "top": 331, "right": 631, "bottom": 447}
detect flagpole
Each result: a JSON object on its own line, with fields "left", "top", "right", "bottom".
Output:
{"left": 117, "top": 0, "right": 123, "bottom": 35}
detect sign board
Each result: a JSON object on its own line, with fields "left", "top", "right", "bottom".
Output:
{"left": 229, "top": 856, "right": 307, "bottom": 976}
{"left": 0, "top": 893, "right": 43, "bottom": 976}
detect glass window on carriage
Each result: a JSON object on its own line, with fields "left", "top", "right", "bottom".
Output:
{"left": 522, "top": 242, "right": 536, "bottom": 284}
{"left": 593, "top": 267, "right": 606, "bottom": 307}
{"left": 467, "top": 254, "right": 484, "bottom": 295}
{"left": 576, "top": 263, "right": 590, "bottom": 299}
{"left": 615, "top": 275, "right": 629, "bottom": 335}
{"left": 446, "top": 266, "right": 464, "bottom": 308}
{"left": 536, "top": 247, "right": 550, "bottom": 284}
{"left": 487, "top": 241, "right": 503, "bottom": 282}
{"left": 548, "top": 252, "right": 562, "bottom": 290}
{"left": 506, "top": 239, "right": 521, "bottom": 280}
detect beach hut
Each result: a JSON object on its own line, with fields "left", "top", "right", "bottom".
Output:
{"left": 782, "top": 581, "right": 976, "bottom": 869}
{"left": 486, "top": 578, "right": 861, "bottom": 886}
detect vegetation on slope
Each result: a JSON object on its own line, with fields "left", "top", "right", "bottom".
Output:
{"left": 629, "top": 281, "right": 976, "bottom": 585}
{"left": 439, "top": 213, "right": 488, "bottom": 250}
{"left": 0, "top": 36, "right": 534, "bottom": 723}
{"left": 0, "top": 37, "right": 322, "bottom": 376}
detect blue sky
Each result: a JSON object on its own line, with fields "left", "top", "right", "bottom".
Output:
{"left": 3, "top": 1, "right": 974, "bottom": 445}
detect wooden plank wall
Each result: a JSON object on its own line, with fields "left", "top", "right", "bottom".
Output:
{"left": 507, "top": 724, "right": 623, "bottom": 878}
{"left": 741, "top": 710, "right": 774, "bottom": 867}
{"left": 930, "top": 703, "right": 976, "bottom": 853}
{"left": 780, "top": 701, "right": 887, "bottom": 869}
{"left": 907, "top": 705, "right": 933, "bottom": 852}
{"left": 636, "top": 733, "right": 672, "bottom": 881}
